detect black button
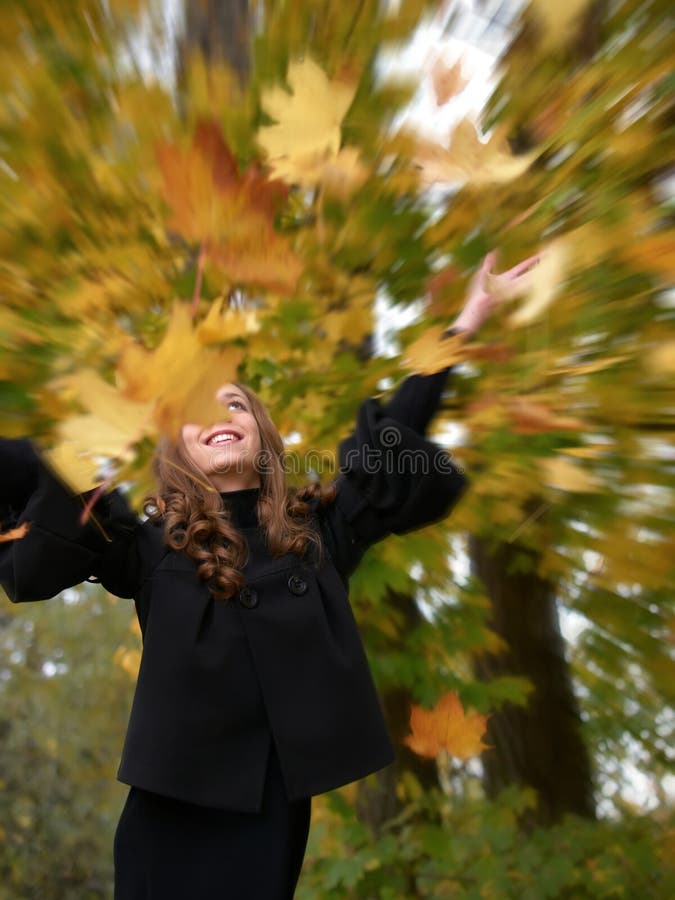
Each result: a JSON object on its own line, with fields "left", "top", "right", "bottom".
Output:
{"left": 238, "top": 586, "right": 258, "bottom": 608}
{"left": 287, "top": 574, "right": 308, "bottom": 596}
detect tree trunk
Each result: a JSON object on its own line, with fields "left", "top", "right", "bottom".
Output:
{"left": 469, "top": 527, "right": 597, "bottom": 831}
{"left": 178, "top": 0, "right": 251, "bottom": 88}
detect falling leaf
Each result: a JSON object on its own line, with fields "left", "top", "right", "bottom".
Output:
{"left": 539, "top": 455, "right": 602, "bottom": 493}
{"left": 41, "top": 441, "right": 105, "bottom": 494}
{"left": 507, "top": 397, "right": 587, "bottom": 434}
{"left": 551, "top": 356, "right": 630, "bottom": 376}
{"left": 414, "top": 118, "right": 537, "bottom": 187}
{"left": 403, "top": 690, "right": 491, "bottom": 760}
{"left": 321, "top": 291, "right": 373, "bottom": 345}
{"left": 257, "top": 56, "right": 359, "bottom": 189}
{"left": 400, "top": 326, "right": 469, "bottom": 376}
{"left": 197, "top": 296, "right": 261, "bottom": 344}
{"left": 116, "top": 300, "right": 245, "bottom": 442}
{"left": 560, "top": 445, "right": 612, "bottom": 459}
{"left": 311, "top": 146, "right": 370, "bottom": 197}
{"left": 43, "top": 371, "right": 156, "bottom": 492}
{"left": 431, "top": 57, "right": 468, "bottom": 106}
{"left": 157, "top": 119, "right": 303, "bottom": 294}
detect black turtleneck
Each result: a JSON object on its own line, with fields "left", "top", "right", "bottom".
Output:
{"left": 219, "top": 488, "right": 260, "bottom": 529}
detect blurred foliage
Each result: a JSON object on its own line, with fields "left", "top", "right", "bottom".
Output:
{"left": 0, "top": 587, "right": 139, "bottom": 899}
{"left": 0, "top": 0, "right": 674, "bottom": 897}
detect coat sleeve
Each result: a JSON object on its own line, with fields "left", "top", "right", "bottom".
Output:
{"left": 318, "top": 332, "right": 470, "bottom": 583}
{"left": 0, "top": 438, "right": 142, "bottom": 602}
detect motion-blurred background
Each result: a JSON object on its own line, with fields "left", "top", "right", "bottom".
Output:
{"left": 0, "top": 1, "right": 673, "bottom": 897}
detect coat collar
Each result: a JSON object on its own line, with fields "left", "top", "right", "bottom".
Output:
{"left": 220, "top": 488, "right": 260, "bottom": 528}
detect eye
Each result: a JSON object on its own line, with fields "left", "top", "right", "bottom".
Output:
{"left": 228, "top": 399, "right": 245, "bottom": 410}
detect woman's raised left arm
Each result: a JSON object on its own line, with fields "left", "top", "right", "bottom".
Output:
{"left": 317, "top": 249, "right": 539, "bottom": 582}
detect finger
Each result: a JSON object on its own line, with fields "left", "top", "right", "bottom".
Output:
{"left": 505, "top": 254, "right": 540, "bottom": 279}
{"left": 482, "top": 249, "right": 498, "bottom": 272}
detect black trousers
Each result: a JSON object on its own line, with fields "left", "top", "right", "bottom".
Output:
{"left": 113, "top": 742, "right": 312, "bottom": 899}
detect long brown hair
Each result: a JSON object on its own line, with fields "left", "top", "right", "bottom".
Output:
{"left": 142, "top": 382, "right": 336, "bottom": 601}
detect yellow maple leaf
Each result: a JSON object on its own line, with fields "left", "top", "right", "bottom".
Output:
{"left": 403, "top": 690, "right": 491, "bottom": 761}
{"left": 41, "top": 441, "right": 106, "bottom": 495}
{"left": 257, "top": 56, "right": 360, "bottom": 189}
{"left": 400, "top": 326, "right": 469, "bottom": 376}
{"left": 44, "top": 371, "right": 156, "bottom": 492}
{"left": 278, "top": 145, "right": 370, "bottom": 196}
{"left": 116, "top": 300, "right": 244, "bottom": 443}
{"left": 539, "top": 455, "right": 602, "bottom": 493}
{"left": 414, "top": 118, "right": 537, "bottom": 187}
{"left": 197, "top": 296, "right": 260, "bottom": 344}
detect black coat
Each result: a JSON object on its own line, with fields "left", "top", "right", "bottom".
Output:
{"left": 0, "top": 375, "right": 469, "bottom": 812}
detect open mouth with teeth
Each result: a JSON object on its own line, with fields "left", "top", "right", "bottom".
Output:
{"left": 205, "top": 430, "right": 243, "bottom": 446}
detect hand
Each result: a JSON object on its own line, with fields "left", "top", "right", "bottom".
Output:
{"left": 451, "top": 250, "right": 540, "bottom": 338}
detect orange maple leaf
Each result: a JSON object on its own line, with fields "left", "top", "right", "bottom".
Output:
{"left": 403, "top": 690, "right": 491, "bottom": 761}
{"left": 431, "top": 57, "right": 468, "bottom": 106}
{"left": 156, "top": 119, "right": 303, "bottom": 294}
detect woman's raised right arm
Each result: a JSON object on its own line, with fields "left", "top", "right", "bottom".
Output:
{"left": 0, "top": 437, "right": 142, "bottom": 602}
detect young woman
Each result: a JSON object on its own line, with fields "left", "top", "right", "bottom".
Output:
{"left": 0, "top": 251, "right": 537, "bottom": 899}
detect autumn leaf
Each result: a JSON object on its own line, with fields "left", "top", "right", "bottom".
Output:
{"left": 507, "top": 397, "right": 587, "bottom": 434}
{"left": 116, "top": 300, "right": 244, "bottom": 443}
{"left": 197, "top": 296, "right": 261, "bottom": 344}
{"left": 403, "top": 690, "right": 491, "bottom": 760}
{"left": 551, "top": 356, "right": 630, "bottom": 377}
{"left": 256, "top": 56, "right": 363, "bottom": 191}
{"left": 539, "top": 455, "right": 602, "bottom": 493}
{"left": 400, "top": 326, "right": 469, "bottom": 376}
{"left": 43, "top": 371, "right": 156, "bottom": 492}
{"left": 413, "top": 118, "right": 537, "bottom": 187}
{"left": 41, "top": 441, "right": 106, "bottom": 495}
{"left": 485, "top": 238, "right": 569, "bottom": 328}
{"left": 431, "top": 57, "right": 468, "bottom": 106}
{"left": 157, "top": 118, "right": 303, "bottom": 294}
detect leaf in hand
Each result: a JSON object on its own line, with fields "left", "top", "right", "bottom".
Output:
{"left": 45, "top": 371, "right": 155, "bottom": 492}
{"left": 403, "top": 690, "right": 491, "bottom": 760}
{"left": 486, "top": 238, "right": 569, "bottom": 327}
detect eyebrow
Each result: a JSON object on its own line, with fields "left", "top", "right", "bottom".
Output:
{"left": 217, "top": 391, "right": 247, "bottom": 404}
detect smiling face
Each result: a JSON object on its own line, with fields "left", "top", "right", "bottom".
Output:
{"left": 181, "top": 383, "right": 263, "bottom": 492}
